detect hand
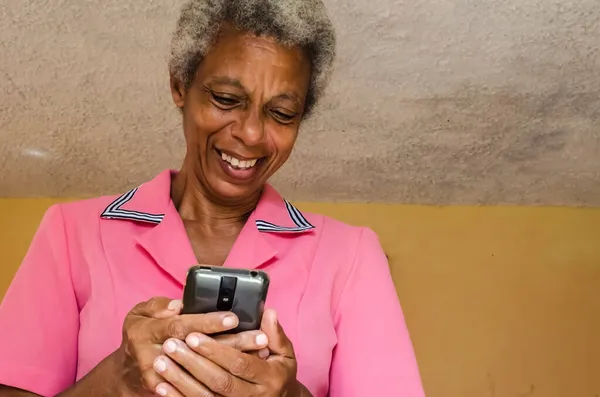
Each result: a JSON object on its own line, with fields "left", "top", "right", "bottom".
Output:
{"left": 153, "top": 309, "right": 305, "bottom": 397}
{"left": 113, "top": 297, "right": 270, "bottom": 396}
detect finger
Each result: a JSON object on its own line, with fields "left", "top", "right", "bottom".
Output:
{"left": 212, "top": 330, "right": 269, "bottom": 352}
{"left": 243, "top": 348, "right": 269, "bottom": 360}
{"left": 164, "top": 337, "right": 258, "bottom": 395}
{"left": 154, "top": 382, "right": 185, "bottom": 397}
{"left": 184, "top": 334, "right": 269, "bottom": 384}
{"left": 121, "top": 342, "right": 169, "bottom": 393}
{"left": 261, "top": 309, "right": 295, "bottom": 359}
{"left": 131, "top": 297, "right": 183, "bottom": 319}
{"left": 148, "top": 312, "right": 239, "bottom": 343}
{"left": 243, "top": 349, "right": 269, "bottom": 360}
{"left": 139, "top": 366, "right": 171, "bottom": 396}
{"left": 153, "top": 355, "right": 216, "bottom": 397}
{"left": 257, "top": 348, "right": 270, "bottom": 360}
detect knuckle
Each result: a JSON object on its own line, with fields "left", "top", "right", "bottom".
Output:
{"left": 223, "top": 331, "right": 254, "bottom": 351}
{"left": 122, "top": 319, "right": 135, "bottom": 336}
{"left": 140, "top": 368, "right": 158, "bottom": 390}
{"left": 216, "top": 335, "right": 238, "bottom": 351}
{"left": 130, "top": 301, "right": 146, "bottom": 313}
{"left": 232, "top": 334, "right": 246, "bottom": 350}
{"left": 145, "top": 297, "right": 163, "bottom": 313}
{"left": 202, "top": 314, "right": 224, "bottom": 333}
{"left": 124, "top": 328, "right": 138, "bottom": 345}
{"left": 211, "top": 373, "right": 235, "bottom": 394}
{"left": 167, "top": 318, "right": 189, "bottom": 339}
{"left": 121, "top": 340, "right": 139, "bottom": 362}
{"left": 198, "top": 388, "right": 216, "bottom": 397}
{"left": 124, "top": 321, "right": 145, "bottom": 345}
{"left": 229, "top": 356, "right": 252, "bottom": 378}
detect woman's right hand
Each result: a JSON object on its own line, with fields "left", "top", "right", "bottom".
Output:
{"left": 113, "top": 297, "right": 269, "bottom": 396}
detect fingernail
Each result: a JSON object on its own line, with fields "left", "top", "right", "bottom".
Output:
{"left": 256, "top": 333, "right": 268, "bottom": 346}
{"left": 168, "top": 300, "right": 181, "bottom": 310}
{"left": 271, "top": 310, "right": 278, "bottom": 325}
{"left": 186, "top": 334, "right": 201, "bottom": 348}
{"left": 258, "top": 348, "right": 270, "bottom": 359}
{"left": 163, "top": 339, "right": 177, "bottom": 354}
{"left": 153, "top": 357, "right": 167, "bottom": 373}
{"left": 156, "top": 385, "right": 168, "bottom": 396}
{"left": 223, "top": 315, "right": 237, "bottom": 327}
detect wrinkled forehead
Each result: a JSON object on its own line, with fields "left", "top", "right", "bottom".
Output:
{"left": 196, "top": 23, "right": 311, "bottom": 100}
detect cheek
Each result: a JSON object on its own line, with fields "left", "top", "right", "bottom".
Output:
{"left": 184, "top": 106, "right": 229, "bottom": 145}
{"left": 268, "top": 125, "right": 299, "bottom": 160}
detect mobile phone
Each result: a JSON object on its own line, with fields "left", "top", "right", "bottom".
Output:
{"left": 181, "top": 265, "right": 270, "bottom": 333}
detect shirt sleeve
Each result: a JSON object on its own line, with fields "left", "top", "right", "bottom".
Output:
{"left": 329, "top": 227, "right": 426, "bottom": 397}
{"left": 0, "top": 204, "right": 79, "bottom": 396}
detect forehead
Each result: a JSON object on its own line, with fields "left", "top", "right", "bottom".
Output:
{"left": 197, "top": 25, "right": 311, "bottom": 93}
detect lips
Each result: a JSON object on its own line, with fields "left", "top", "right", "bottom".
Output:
{"left": 215, "top": 149, "right": 265, "bottom": 182}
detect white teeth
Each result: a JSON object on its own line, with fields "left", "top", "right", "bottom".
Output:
{"left": 220, "top": 151, "right": 259, "bottom": 169}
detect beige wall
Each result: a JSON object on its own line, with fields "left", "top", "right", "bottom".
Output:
{"left": 1, "top": 198, "right": 599, "bottom": 396}
{"left": 2, "top": 0, "right": 600, "bottom": 206}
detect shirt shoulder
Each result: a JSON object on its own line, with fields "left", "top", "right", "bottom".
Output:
{"left": 59, "top": 194, "right": 117, "bottom": 214}
{"left": 52, "top": 194, "right": 120, "bottom": 226}
{"left": 297, "top": 210, "right": 389, "bottom": 319}
{"left": 298, "top": 209, "right": 386, "bottom": 276}
{"left": 301, "top": 210, "right": 378, "bottom": 249}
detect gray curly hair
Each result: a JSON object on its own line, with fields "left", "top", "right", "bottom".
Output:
{"left": 169, "top": 0, "right": 336, "bottom": 116}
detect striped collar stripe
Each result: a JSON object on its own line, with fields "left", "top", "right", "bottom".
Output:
{"left": 100, "top": 186, "right": 314, "bottom": 233}
{"left": 101, "top": 188, "right": 164, "bottom": 224}
{"left": 254, "top": 200, "right": 314, "bottom": 233}
{"left": 284, "top": 200, "right": 313, "bottom": 229}
{"left": 255, "top": 220, "right": 314, "bottom": 233}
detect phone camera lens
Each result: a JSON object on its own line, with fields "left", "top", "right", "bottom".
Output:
{"left": 250, "top": 271, "right": 258, "bottom": 277}
{"left": 217, "top": 277, "right": 237, "bottom": 311}
{"left": 221, "top": 288, "right": 232, "bottom": 300}
{"left": 218, "top": 290, "right": 234, "bottom": 310}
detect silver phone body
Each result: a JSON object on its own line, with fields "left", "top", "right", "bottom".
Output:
{"left": 181, "top": 265, "right": 270, "bottom": 333}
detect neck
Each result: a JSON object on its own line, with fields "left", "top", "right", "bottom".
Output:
{"left": 170, "top": 167, "right": 261, "bottom": 237}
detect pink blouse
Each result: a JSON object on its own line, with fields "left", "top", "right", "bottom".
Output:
{"left": 0, "top": 169, "right": 425, "bottom": 397}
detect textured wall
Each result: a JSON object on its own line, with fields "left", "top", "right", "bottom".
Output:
{"left": 1, "top": 0, "right": 599, "bottom": 204}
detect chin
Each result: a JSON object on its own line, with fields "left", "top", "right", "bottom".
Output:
{"left": 209, "top": 179, "right": 263, "bottom": 203}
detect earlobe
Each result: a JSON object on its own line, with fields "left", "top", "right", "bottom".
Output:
{"left": 170, "top": 74, "right": 186, "bottom": 109}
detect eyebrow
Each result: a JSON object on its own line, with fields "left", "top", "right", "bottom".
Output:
{"left": 276, "top": 93, "right": 302, "bottom": 106}
{"left": 207, "top": 76, "right": 245, "bottom": 90}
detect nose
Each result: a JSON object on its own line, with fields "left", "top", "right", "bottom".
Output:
{"left": 232, "top": 108, "right": 265, "bottom": 146}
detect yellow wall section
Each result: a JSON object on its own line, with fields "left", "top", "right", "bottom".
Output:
{"left": 1, "top": 198, "right": 599, "bottom": 397}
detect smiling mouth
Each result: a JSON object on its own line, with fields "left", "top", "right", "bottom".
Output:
{"left": 217, "top": 149, "right": 263, "bottom": 169}
{"left": 214, "top": 148, "right": 265, "bottom": 182}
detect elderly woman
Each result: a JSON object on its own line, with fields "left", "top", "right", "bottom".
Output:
{"left": 0, "top": 1, "right": 424, "bottom": 396}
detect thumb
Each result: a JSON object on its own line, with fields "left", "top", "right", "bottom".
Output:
{"left": 261, "top": 309, "right": 295, "bottom": 358}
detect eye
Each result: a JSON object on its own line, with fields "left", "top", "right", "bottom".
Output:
{"left": 270, "top": 109, "right": 297, "bottom": 124}
{"left": 210, "top": 92, "right": 240, "bottom": 108}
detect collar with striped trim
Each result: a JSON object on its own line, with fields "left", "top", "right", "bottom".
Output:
{"left": 100, "top": 170, "right": 314, "bottom": 234}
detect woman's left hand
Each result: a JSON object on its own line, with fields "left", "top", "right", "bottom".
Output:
{"left": 153, "top": 308, "right": 309, "bottom": 397}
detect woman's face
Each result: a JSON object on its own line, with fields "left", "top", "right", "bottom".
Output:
{"left": 171, "top": 24, "right": 312, "bottom": 204}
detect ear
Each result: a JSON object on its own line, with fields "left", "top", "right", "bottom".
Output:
{"left": 170, "top": 74, "right": 186, "bottom": 109}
